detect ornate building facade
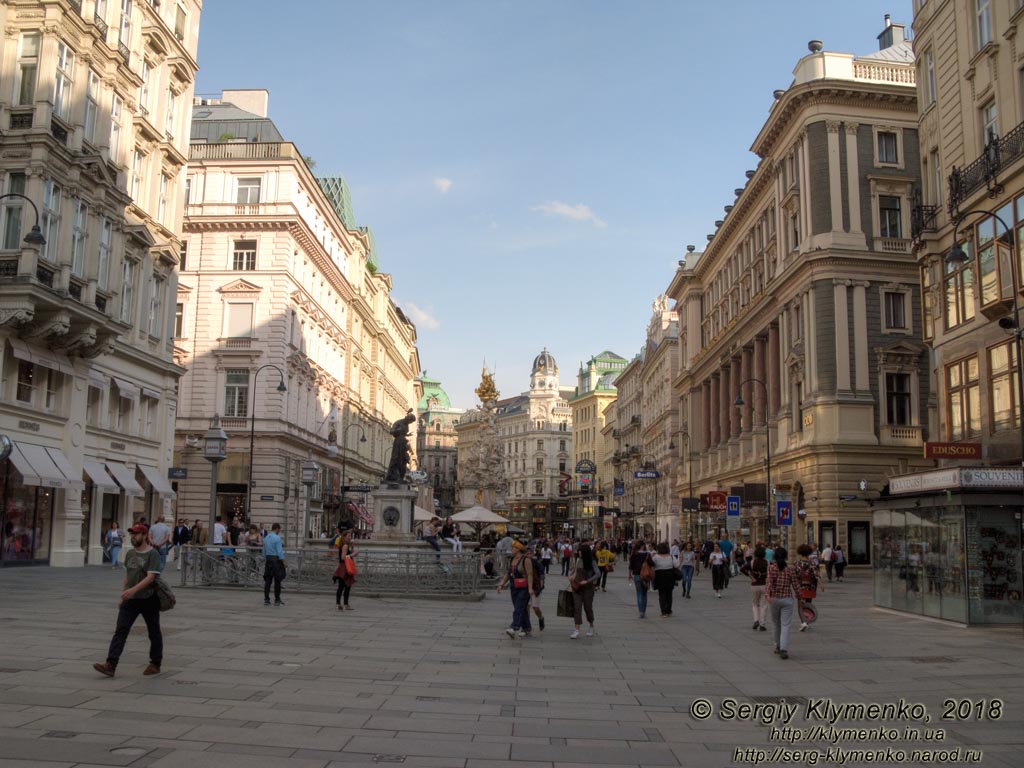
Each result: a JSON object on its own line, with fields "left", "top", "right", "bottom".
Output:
{"left": 669, "top": 20, "right": 930, "bottom": 560}
{"left": 415, "top": 373, "right": 463, "bottom": 515}
{"left": 0, "top": 0, "right": 200, "bottom": 565}
{"left": 173, "top": 90, "right": 420, "bottom": 541}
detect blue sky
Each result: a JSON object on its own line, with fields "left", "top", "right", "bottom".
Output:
{"left": 195, "top": 0, "right": 910, "bottom": 410}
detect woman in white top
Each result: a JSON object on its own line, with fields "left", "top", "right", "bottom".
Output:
{"left": 651, "top": 542, "right": 677, "bottom": 617}
{"left": 541, "top": 544, "right": 553, "bottom": 574}
{"left": 679, "top": 542, "right": 696, "bottom": 598}
{"left": 709, "top": 543, "right": 728, "bottom": 598}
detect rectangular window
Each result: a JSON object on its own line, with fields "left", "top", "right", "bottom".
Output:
{"left": 886, "top": 373, "right": 911, "bottom": 425}
{"left": 16, "top": 360, "right": 34, "bottom": 403}
{"left": 164, "top": 88, "right": 175, "bottom": 138}
{"left": 148, "top": 275, "right": 163, "bottom": 337}
{"left": 120, "top": 259, "right": 135, "bottom": 323}
{"left": 179, "top": 240, "right": 187, "bottom": 271}
{"left": 921, "top": 263, "right": 935, "bottom": 341}
{"left": 536, "top": 439, "right": 543, "bottom": 450}
{"left": 924, "top": 49, "right": 936, "bottom": 106}
{"left": 2, "top": 172, "right": 26, "bottom": 250}
{"left": 790, "top": 212, "right": 799, "bottom": 250}
{"left": 225, "top": 302, "right": 253, "bottom": 338}
{"left": 236, "top": 178, "right": 261, "bottom": 205}
{"left": 947, "top": 356, "right": 981, "bottom": 440}
{"left": 174, "top": 3, "right": 187, "bottom": 41}
{"left": 138, "top": 58, "right": 150, "bottom": 114}
{"left": 157, "top": 174, "right": 168, "bottom": 223}
{"left": 944, "top": 250, "right": 976, "bottom": 329}
{"left": 879, "top": 195, "right": 902, "bottom": 238}
{"left": 977, "top": 0, "right": 992, "bottom": 48}
{"left": 559, "top": 439, "right": 566, "bottom": 452}
{"left": 183, "top": 177, "right": 191, "bottom": 206}
{"left": 87, "top": 385, "right": 102, "bottom": 426}
{"left": 71, "top": 198, "right": 87, "bottom": 276}
{"left": 131, "top": 149, "right": 143, "bottom": 202}
{"left": 142, "top": 396, "right": 155, "bottom": 437}
{"left": 44, "top": 367, "right": 59, "bottom": 411}
{"left": 982, "top": 100, "right": 998, "bottom": 144}
{"left": 119, "top": 0, "right": 133, "bottom": 45}
{"left": 116, "top": 390, "right": 131, "bottom": 433}
{"left": 536, "top": 458, "right": 544, "bottom": 471}
{"left": 97, "top": 216, "right": 111, "bottom": 290}
{"left": 84, "top": 70, "right": 100, "bottom": 143}
{"left": 877, "top": 132, "right": 898, "bottom": 164}
{"left": 15, "top": 33, "right": 39, "bottom": 106}
{"left": 989, "top": 342, "right": 1020, "bottom": 432}
{"left": 41, "top": 179, "right": 61, "bottom": 263}
{"left": 53, "top": 42, "right": 74, "bottom": 120}
{"left": 884, "top": 291, "right": 907, "bottom": 330}
{"left": 109, "top": 93, "right": 122, "bottom": 163}
{"left": 174, "top": 301, "right": 184, "bottom": 338}
{"left": 534, "top": 480, "right": 543, "bottom": 494}
{"left": 224, "top": 368, "right": 249, "bottom": 417}
{"left": 930, "top": 149, "right": 941, "bottom": 206}
{"left": 232, "top": 240, "right": 256, "bottom": 270}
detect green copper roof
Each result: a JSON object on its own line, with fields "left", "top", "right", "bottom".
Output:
{"left": 316, "top": 176, "right": 356, "bottom": 230}
{"left": 417, "top": 374, "right": 452, "bottom": 410}
{"left": 360, "top": 226, "right": 379, "bottom": 272}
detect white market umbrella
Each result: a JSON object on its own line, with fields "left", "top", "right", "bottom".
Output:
{"left": 413, "top": 506, "right": 435, "bottom": 522}
{"left": 452, "top": 505, "right": 511, "bottom": 538}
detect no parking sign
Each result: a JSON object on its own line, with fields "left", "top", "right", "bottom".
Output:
{"left": 776, "top": 500, "right": 793, "bottom": 526}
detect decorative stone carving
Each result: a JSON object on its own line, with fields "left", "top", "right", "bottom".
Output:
{"left": 0, "top": 308, "right": 34, "bottom": 327}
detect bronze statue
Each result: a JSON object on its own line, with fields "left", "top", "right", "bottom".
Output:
{"left": 385, "top": 409, "right": 416, "bottom": 483}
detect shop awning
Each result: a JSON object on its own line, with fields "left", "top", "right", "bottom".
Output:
{"left": 8, "top": 442, "right": 73, "bottom": 489}
{"left": 138, "top": 464, "right": 176, "bottom": 499}
{"left": 111, "top": 377, "right": 140, "bottom": 402}
{"left": 43, "top": 447, "right": 84, "bottom": 491}
{"left": 105, "top": 461, "right": 145, "bottom": 496}
{"left": 83, "top": 459, "right": 119, "bottom": 495}
{"left": 8, "top": 338, "right": 75, "bottom": 376}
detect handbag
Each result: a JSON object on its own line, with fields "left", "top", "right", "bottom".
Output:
{"left": 605, "top": 561, "right": 615, "bottom": 573}
{"left": 639, "top": 560, "right": 655, "bottom": 585}
{"left": 513, "top": 577, "right": 528, "bottom": 589}
{"left": 344, "top": 556, "right": 358, "bottom": 577}
{"left": 154, "top": 577, "right": 176, "bottom": 612}
{"left": 556, "top": 589, "right": 575, "bottom": 617}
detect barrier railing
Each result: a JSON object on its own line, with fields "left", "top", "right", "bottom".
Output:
{"left": 176, "top": 545, "right": 482, "bottom": 598}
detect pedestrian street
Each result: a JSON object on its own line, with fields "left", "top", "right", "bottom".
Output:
{"left": 0, "top": 566, "right": 1021, "bottom": 768}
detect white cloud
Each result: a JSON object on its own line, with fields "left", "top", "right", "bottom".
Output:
{"left": 530, "top": 200, "right": 607, "bottom": 228}
{"left": 433, "top": 177, "right": 453, "bottom": 194}
{"left": 404, "top": 301, "right": 441, "bottom": 330}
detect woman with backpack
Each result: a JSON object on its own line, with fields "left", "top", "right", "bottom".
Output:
{"left": 569, "top": 543, "right": 600, "bottom": 638}
{"left": 795, "top": 543, "right": 821, "bottom": 630}
{"left": 741, "top": 546, "right": 769, "bottom": 631}
{"left": 628, "top": 540, "right": 653, "bottom": 618}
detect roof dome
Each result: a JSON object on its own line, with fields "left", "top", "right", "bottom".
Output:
{"left": 417, "top": 374, "right": 452, "bottom": 411}
{"left": 532, "top": 347, "right": 557, "bottom": 375}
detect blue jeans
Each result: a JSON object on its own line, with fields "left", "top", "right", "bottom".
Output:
{"left": 511, "top": 587, "right": 532, "bottom": 632}
{"left": 680, "top": 565, "right": 694, "bottom": 595}
{"left": 423, "top": 535, "right": 441, "bottom": 561}
{"left": 109, "top": 545, "right": 121, "bottom": 566}
{"left": 633, "top": 575, "right": 649, "bottom": 617}
{"left": 157, "top": 545, "right": 169, "bottom": 572}
{"left": 771, "top": 597, "right": 795, "bottom": 651}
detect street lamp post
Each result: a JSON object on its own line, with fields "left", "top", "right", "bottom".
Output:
{"left": 668, "top": 431, "right": 693, "bottom": 540}
{"left": 246, "top": 365, "right": 287, "bottom": 524}
{"left": 0, "top": 193, "right": 47, "bottom": 246}
{"left": 946, "top": 209, "right": 1024, "bottom": 495}
{"left": 203, "top": 415, "right": 228, "bottom": 540}
{"left": 300, "top": 455, "right": 320, "bottom": 543}
{"left": 640, "top": 453, "right": 658, "bottom": 540}
{"left": 734, "top": 378, "right": 772, "bottom": 543}
{"left": 340, "top": 423, "right": 367, "bottom": 528}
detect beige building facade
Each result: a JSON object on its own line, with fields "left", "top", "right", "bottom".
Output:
{"left": 0, "top": 0, "right": 200, "bottom": 566}
{"left": 173, "top": 91, "right": 420, "bottom": 542}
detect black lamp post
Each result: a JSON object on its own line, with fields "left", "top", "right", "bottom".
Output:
{"left": 0, "top": 193, "right": 46, "bottom": 246}
{"left": 640, "top": 453, "right": 658, "bottom": 540}
{"left": 246, "top": 364, "right": 287, "bottom": 523}
{"left": 735, "top": 378, "right": 772, "bottom": 543}
{"left": 947, "top": 209, "right": 1024, "bottom": 488}
{"left": 340, "top": 423, "right": 367, "bottom": 527}
{"left": 668, "top": 431, "right": 693, "bottom": 540}
{"left": 203, "top": 415, "right": 228, "bottom": 539}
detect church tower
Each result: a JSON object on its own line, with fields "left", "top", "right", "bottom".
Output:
{"left": 529, "top": 348, "right": 560, "bottom": 427}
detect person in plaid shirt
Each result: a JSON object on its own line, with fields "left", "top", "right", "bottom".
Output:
{"left": 765, "top": 546, "right": 801, "bottom": 659}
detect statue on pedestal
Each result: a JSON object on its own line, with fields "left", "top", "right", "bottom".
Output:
{"left": 385, "top": 409, "right": 417, "bottom": 483}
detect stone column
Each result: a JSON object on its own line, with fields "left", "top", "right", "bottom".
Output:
{"left": 827, "top": 120, "right": 844, "bottom": 233}
{"left": 702, "top": 379, "right": 713, "bottom": 449}
{"left": 730, "top": 356, "right": 742, "bottom": 439}
{"left": 852, "top": 281, "right": 870, "bottom": 391}
{"left": 834, "top": 279, "right": 852, "bottom": 392}
{"left": 805, "top": 290, "right": 818, "bottom": 393}
{"left": 844, "top": 123, "right": 863, "bottom": 235}
{"left": 768, "top": 323, "right": 781, "bottom": 416}
{"left": 708, "top": 376, "right": 720, "bottom": 446}
{"left": 741, "top": 345, "right": 753, "bottom": 431}
{"left": 799, "top": 132, "right": 811, "bottom": 248}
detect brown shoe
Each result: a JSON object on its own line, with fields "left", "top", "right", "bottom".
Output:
{"left": 93, "top": 662, "right": 115, "bottom": 677}
{"left": 143, "top": 664, "right": 161, "bottom": 676}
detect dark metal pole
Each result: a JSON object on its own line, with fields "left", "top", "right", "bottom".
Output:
{"left": 247, "top": 364, "right": 286, "bottom": 524}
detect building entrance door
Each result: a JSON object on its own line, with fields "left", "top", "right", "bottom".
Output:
{"left": 847, "top": 521, "right": 870, "bottom": 564}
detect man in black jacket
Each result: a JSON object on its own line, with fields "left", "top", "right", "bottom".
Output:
{"left": 172, "top": 519, "right": 191, "bottom": 570}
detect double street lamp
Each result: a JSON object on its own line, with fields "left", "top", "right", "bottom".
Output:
{"left": 668, "top": 430, "right": 693, "bottom": 540}
{"left": 735, "top": 377, "right": 772, "bottom": 543}
{"left": 947, "top": 208, "right": 1024, "bottom": 488}
{"left": 247, "top": 364, "right": 287, "bottom": 524}
{"left": 640, "top": 453, "right": 658, "bottom": 540}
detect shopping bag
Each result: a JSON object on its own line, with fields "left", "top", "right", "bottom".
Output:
{"left": 556, "top": 589, "right": 575, "bottom": 618}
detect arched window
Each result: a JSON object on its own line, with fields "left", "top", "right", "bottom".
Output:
{"left": 435, "top": 422, "right": 441, "bottom": 432}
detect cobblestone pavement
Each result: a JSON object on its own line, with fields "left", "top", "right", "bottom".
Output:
{"left": 0, "top": 564, "right": 1022, "bottom": 768}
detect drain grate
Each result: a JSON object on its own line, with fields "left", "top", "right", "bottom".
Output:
{"left": 910, "top": 656, "right": 957, "bottom": 664}
{"left": 373, "top": 756, "right": 406, "bottom": 764}
{"left": 416, "top": 696, "right": 440, "bottom": 702}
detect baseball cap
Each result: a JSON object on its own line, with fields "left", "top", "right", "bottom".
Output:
{"left": 127, "top": 524, "right": 149, "bottom": 535}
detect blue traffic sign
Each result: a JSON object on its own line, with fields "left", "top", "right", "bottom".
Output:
{"left": 776, "top": 500, "right": 793, "bottom": 526}
{"left": 727, "top": 495, "right": 741, "bottom": 516}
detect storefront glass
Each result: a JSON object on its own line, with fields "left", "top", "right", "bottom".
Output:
{"left": 966, "top": 507, "right": 1023, "bottom": 625}
{"left": 0, "top": 462, "right": 53, "bottom": 564}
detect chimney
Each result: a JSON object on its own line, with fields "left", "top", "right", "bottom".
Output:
{"left": 221, "top": 89, "right": 270, "bottom": 118}
{"left": 877, "top": 15, "right": 906, "bottom": 50}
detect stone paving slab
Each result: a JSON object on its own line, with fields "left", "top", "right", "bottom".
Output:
{"left": 0, "top": 567, "right": 1022, "bottom": 768}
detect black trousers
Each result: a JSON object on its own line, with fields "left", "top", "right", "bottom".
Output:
{"left": 712, "top": 564, "right": 727, "bottom": 591}
{"left": 106, "top": 594, "right": 162, "bottom": 667}
{"left": 336, "top": 580, "right": 352, "bottom": 605}
{"left": 654, "top": 570, "right": 674, "bottom": 615}
{"left": 264, "top": 557, "right": 283, "bottom": 601}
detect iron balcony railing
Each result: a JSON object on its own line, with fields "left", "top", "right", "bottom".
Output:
{"left": 911, "top": 204, "right": 941, "bottom": 239}
{"left": 949, "top": 120, "right": 1024, "bottom": 211}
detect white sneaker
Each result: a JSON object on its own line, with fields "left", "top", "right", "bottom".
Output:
{"left": 515, "top": 630, "right": 526, "bottom": 639}
{"left": 570, "top": 629, "right": 580, "bottom": 639}
{"left": 505, "top": 628, "right": 516, "bottom": 638}
{"left": 800, "top": 622, "right": 808, "bottom": 632}
{"left": 585, "top": 627, "right": 594, "bottom": 637}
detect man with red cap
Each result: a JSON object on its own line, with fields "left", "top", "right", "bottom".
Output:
{"left": 93, "top": 523, "right": 163, "bottom": 677}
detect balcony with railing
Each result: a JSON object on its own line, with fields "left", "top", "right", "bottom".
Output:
{"left": 94, "top": 12, "right": 108, "bottom": 37}
{"left": 189, "top": 142, "right": 302, "bottom": 162}
{"left": 880, "top": 424, "right": 923, "bottom": 447}
{"left": 949, "top": 119, "right": 1024, "bottom": 212}
{"left": 117, "top": 40, "right": 130, "bottom": 64}
{"left": 911, "top": 204, "right": 941, "bottom": 239}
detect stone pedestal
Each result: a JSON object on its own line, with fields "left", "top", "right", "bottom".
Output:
{"left": 371, "top": 483, "right": 419, "bottom": 543}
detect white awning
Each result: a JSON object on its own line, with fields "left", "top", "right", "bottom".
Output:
{"left": 88, "top": 368, "right": 110, "bottom": 389}
{"left": 8, "top": 338, "right": 75, "bottom": 376}
{"left": 9, "top": 442, "right": 71, "bottom": 488}
{"left": 138, "top": 464, "right": 176, "bottom": 499}
{"left": 83, "top": 458, "right": 119, "bottom": 495}
{"left": 105, "top": 461, "right": 144, "bottom": 496}
{"left": 141, "top": 387, "right": 161, "bottom": 400}
{"left": 111, "top": 377, "right": 140, "bottom": 402}
{"left": 43, "top": 447, "right": 84, "bottom": 491}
